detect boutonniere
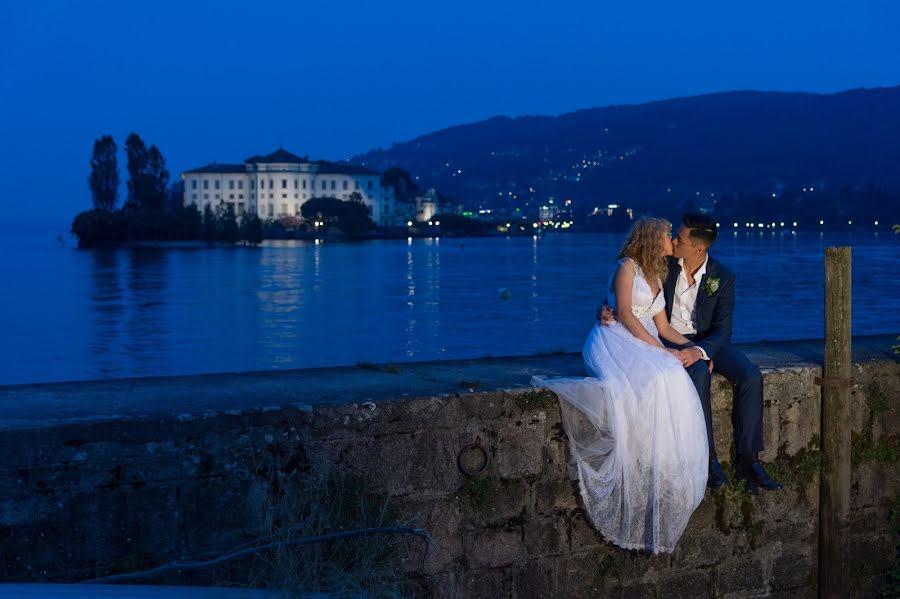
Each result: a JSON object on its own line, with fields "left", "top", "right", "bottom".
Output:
{"left": 704, "top": 277, "right": 720, "bottom": 296}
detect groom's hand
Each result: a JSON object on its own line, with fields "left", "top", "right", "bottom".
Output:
{"left": 678, "top": 347, "right": 706, "bottom": 367}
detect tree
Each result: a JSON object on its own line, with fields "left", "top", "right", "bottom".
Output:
{"left": 88, "top": 135, "right": 119, "bottom": 211}
{"left": 124, "top": 133, "right": 169, "bottom": 213}
{"left": 240, "top": 212, "right": 263, "bottom": 245}
{"left": 124, "top": 133, "right": 148, "bottom": 211}
{"left": 145, "top": 144, "right": 170, "bottom": 212}
{"left": 301, "top": 196, "right": 375, "bottom": 236}
{"left": 202, "top": 204, "right": 217, "bottom": 242}
{"left": 220, "top": 205, "right": 240, "bottom": 244}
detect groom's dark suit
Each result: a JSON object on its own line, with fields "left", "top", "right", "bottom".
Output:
{"left": 662, "top": 255, "right": 763, "bottom": 463}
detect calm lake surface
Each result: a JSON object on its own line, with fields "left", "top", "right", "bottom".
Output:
{"left": 1, "top": 230, "right": 897, "bottom": 385}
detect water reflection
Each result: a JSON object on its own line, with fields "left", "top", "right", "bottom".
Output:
{"left": 88, "top": 249, "right": 125, "bottom": 378}
{"left": 123, "top": 249, "right": 170, "bottom": 376}
{"left": 0, "top": 232, "right": 897, "bottom": 385}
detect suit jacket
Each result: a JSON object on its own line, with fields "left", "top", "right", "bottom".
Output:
{"left": 663, "top": 255, "right": 734, "bottom": 359}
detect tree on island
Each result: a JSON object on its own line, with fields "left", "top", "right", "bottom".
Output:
{"left": 301, "top": 195, "right": 375, "bottom": 236}
{"left": 124, "top": 133, "right": 169, "bottom": 213}
{"left": 88, "top": 135, "right": 119, "bottom": 211}
{"left": 202, "top": 204, "right": 218, "bottom": 243}
{"left": 220, "top": 205, "right": 240, "bottom": 244}
{"left": 240, "top": 212, "right": 263, "bottom": 246}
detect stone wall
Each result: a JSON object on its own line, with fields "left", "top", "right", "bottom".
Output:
{"left": 1, "top": 342, "right": 898, "bottom": 597}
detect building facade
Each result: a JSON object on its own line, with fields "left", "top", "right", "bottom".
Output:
{"left": 181, "top": 149, "right": 398, "bottom": 226}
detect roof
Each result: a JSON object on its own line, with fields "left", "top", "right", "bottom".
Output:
{"left": 184, "top": 150, "right": 379, "bottom": 176}
{"left": 183, "top": 163, "right": 246, "bottom": 174}
{"left": 244, "top": 148, "right": 308, "bottom": 164}
{"left": 314, "top": 160, "right": 378, "bottom": 175}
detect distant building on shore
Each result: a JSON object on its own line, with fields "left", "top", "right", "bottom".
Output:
{"left": 181, "top": 148, "right": 398, "bottom": 226}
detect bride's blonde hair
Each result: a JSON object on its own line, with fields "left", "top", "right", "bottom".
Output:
{"left": 617, "top": 217, "right": 670, "bottom": 284}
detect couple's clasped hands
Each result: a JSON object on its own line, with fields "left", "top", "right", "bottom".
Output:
{"left": 597, "top": 305, "right": 713, "bottom": 372}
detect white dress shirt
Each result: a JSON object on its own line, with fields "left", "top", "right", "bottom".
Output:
{"left": 671, "top": 255, "right": 710, "bottom": 360}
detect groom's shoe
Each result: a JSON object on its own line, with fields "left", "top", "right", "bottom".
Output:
{"left": 707, "top": 459, "right": 728, "bottom": 489}
{"left": 735, "top": 457, "right": 784, "bottom": 492}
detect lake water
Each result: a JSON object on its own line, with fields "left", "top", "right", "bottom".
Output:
{"left": 0, "top": 230, "right": 897, "bottom": 386}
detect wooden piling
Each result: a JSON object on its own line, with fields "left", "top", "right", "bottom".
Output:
{"left": 818, "top": 246, "right": 852, "bottom": 599}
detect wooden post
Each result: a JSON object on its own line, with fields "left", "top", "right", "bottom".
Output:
{"left": 818, "top": 246, "right": 852, "bottom": 599}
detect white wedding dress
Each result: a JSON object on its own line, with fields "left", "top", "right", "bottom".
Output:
{"left": 533, "top": 258, "right": 708, "bottom": 554}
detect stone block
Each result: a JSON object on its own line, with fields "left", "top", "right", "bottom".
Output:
{"left": 320, "top": 430, "right": 460, "bottom": 495}
{"left": 394, "top": 499, "right": 463, "bottom": 575}
{"left": 490, "top": 426, "right": 546, "bottom": 479}
{"left": 524, "top": 514, "right": 568, "bottom": 558}
{"left": 716, "top": 557, "right": 767, "bottom": 595}
{"left": 464, "top": 525, "right": 525, "bottom": 569}
{"left": 671, "top": 528, "right": 730, "bottom": 568}
{"left": 770, "top": 547, "right": 815, "bottom": 590}
{"left": 533, "top": 477, "right": 578, "bottom": 514}
{"left": 463, "top": 566, "right": 508, "bottom": 599}
{"left": 656, "top": 569, "right": 711, "bottom": 599}
{"left": 511, "top": 557, "right": 558, "bottom": 598}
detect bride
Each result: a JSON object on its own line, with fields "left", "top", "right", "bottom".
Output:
{"left": 533, "top": 217, "right": 708, "bottom": 554}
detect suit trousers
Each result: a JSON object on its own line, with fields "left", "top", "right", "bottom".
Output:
{"left": 670, "top": 339, "right": 764, "bottom": 462}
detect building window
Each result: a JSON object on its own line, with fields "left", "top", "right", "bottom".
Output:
{"left": 268, "top": 204, "right": 273, "bottom": 217}
{"left": 281, "top": 203, "right": 287, "bottom": 214}
{"left": 282, "top": 193, "right": 287, "bottom": 199}
{"left": 203, "top": 180, "right": 209, "bottom": 190}
{"left": 294, "top": 179, "right": 298, "bottom": 189}
{"left": 251, "top": 181, "right": 255, "bottom": 190}
{"left": 238, "top": 203, "right": 245, "bottom": 215}
{"left": 282, "top": 179, "right": 287, "bottom": 189}
{"left": 302, "top": 180, "right": 307, "bottom": 189}
{"left": 215, "top": 194, "right": 220, "bottom": 199}
{"left": 269, "top": 179, "right": 273, "bottom": 189}
{"left": 269, "top": 193, "right": 274, "bottom": 199}
{"left": 303, "top": 193, "right": 307, "bottom": 199}
{"left": 238, "top": 181, "right": 244, "bottom": 190}
{"left": 192, "top": 193, "right": 197, "bottom": 199}
{"left": 331, "top": 180, "right": 336, "bottom": 190}
{"left": 294, "top": 193, "right": 298, "bottom": 199}
{"left": 239, "top": 194, "right": 244, "bottom": 199}
{"left": 229, "top": 194, "right": 234, "bottom": 199}
{"left": 229, "top": 180, "right": 235, "bottom": 190}
{"left": 215, "top": 180, "right": 220, "bottom": 190}
{"left": 343, "top": 180, "right": 348, "bottom": 190}
{"left": 295, "top": 204, "right": 300, "bottom": 215}
{"left": 204, "top": 193, "right": 209, "bottom": 199}
{"left": 192, "top": 180, "right": 197, "bottom": 189}
{"left": 321, "top": 180, "right": 326, "bottom": 190}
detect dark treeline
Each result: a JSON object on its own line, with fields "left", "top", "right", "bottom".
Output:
{"left": 73, "top": 133, "right": 267, "bottom": 247}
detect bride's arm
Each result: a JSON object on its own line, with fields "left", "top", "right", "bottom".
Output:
{"left": 612, "top": 261, "right": 666, "bottom": 349}
{"left": 653, "top": 312, "right": 692, "bottom": 346}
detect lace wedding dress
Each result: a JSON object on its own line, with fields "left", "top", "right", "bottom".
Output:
{"left": 533, "top": 258, "right": 708, "bottom": 553}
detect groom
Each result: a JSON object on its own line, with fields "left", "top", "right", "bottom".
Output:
{"left": 603, "top": 213, "right": 781, "bottom": 494}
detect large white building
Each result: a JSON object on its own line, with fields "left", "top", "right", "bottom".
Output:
{"left": 181, "top": 148, "right": 398, "bottom": 226}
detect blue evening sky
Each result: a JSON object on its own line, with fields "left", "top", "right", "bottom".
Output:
{"left": 1, "top": 0, "right": 899, "bottom": 228}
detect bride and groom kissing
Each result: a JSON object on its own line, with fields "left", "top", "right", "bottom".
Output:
{"left": 533, "top": 213, "right": 781, "bottom": 554}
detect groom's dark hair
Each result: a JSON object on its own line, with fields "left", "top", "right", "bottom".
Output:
{"left": 682, "top": 213, "right": 718, "bottom": 247}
